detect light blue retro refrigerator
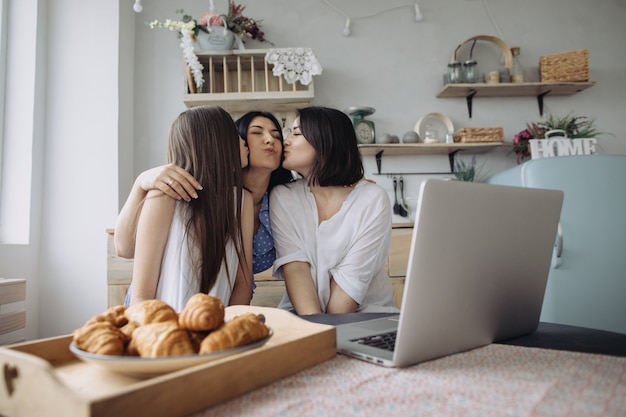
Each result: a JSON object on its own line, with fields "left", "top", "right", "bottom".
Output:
{"left": 487, "top": 154, "right": 626, "bottom": 334}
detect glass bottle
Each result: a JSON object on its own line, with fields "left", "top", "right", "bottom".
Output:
{"left": 510, "top": 47, "right": 525, "bottom": 83}
{"left": 447, "top": 61, "right": 463, "bottom": 84}
{"left": 499, "top": 59, "right": 511, "bottom": 83}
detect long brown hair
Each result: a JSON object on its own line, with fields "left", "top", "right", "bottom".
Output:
{"left": 167, "top": 106, "right": 246, "bottom": 294}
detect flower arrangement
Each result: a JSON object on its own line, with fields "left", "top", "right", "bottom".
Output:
{"left": 512, "top": 113, "right": 601, "bottom": 163}
{"left": 201, "top": 1, "right": 272, "bottom": 45}
{"left": 147, "top": 1, "right": 272, "bottom": 92}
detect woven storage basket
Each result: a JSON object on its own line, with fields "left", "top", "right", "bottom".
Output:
{"left": 455, "top": 127, "right": 504, "bottom": 143}
{"left": 539, "top": 49, "right": 589, "bottom": 82}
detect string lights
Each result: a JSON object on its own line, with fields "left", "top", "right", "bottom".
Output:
{"left": 133, "top": 1, "right": 424, "bottom": 34}
{"left": 321, "top": 0, "right": 423, "bottom": 37}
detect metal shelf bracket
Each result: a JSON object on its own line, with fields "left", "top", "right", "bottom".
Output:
{"left": 466, "top": 90, "right": 477, "bottom": 118}
{"left": 537, "top": 90, "right": 551, "bottom": 116}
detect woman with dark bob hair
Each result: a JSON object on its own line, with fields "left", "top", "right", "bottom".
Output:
{"left": 270, "top": 106, "right": 398, "bottom": 314}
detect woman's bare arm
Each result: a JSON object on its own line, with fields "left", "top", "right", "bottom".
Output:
{"left": 326, "top": 278, "right": 359, "bottom": 314}
{"left": 129, "top": 190, "right": 176, "bottom": 305}
{"left": 114, "top": 164, "right": 202, "bottom": 258}
{"left": 282, "top": 262, "right": 323, "bottom": 315}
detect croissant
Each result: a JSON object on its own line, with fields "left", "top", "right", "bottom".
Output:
{"left": 188, "top": 330, "right": 210, "bottom": 353}
{"left": 199, "top": 313, "right": 269, "bottom": 354}
{"left": 125, "top": 299, "right": 178, "bottom": 326}
{"left": 73, "top": 321, "right": 127, "bottom": 355}
{"left": 85, "top": 305, "right": 128, "bottom": 328}
{"left": 131, "top": 321, "right": 195, "bottom": 357}
{"left": 119, "top": 321, "right": 139, "bottom": 340}
{"left": 178, "top": 293, "right": 225, "bottom": 332}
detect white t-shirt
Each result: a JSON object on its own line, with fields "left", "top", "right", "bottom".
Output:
{"left": 270, "top": 179, "right": 398, "bottom": 313}
{"left": 155, "top": 197, "right": 240, "bottom": 312}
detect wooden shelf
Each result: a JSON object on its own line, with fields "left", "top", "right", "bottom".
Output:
{"left": 358, "top": 143, "right": 502, "bottom": 156}
{"left": 436, "top": 81, "right": 596, "bottom": 117}
{"left": 183, "top": 92, "right": 313, "bottom": 112}
{"left": 437, "top": 81, "right": 595, "bottom": 98}
{"left": 183, "top": 49, "right": 314, "bottom": 112}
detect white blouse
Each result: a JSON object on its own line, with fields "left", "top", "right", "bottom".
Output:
{"left": 155, "top": 195, "right": 241, "bottom": 312}
{"left": 270, "top": 179, "right": 398, "bottom": 313}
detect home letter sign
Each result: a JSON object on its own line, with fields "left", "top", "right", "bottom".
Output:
{"left": 529, "top": 138, "right": 597, "bottom": 160}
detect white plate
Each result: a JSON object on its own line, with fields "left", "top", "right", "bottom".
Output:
{"left": 70, "top": 327, "right": 273, "bottom": 378}
{"left": 414, "top": 113, "right": 454, "bottom": 143}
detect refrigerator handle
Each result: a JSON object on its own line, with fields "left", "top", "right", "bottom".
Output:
{"left": 552, "top": 222, "right": 563, "bottom": 269}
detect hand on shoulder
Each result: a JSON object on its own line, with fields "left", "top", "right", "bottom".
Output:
{"left": 138, "top": 164, "right": 202, "bottom": 202}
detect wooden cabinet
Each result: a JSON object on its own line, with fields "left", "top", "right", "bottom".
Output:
{"left": 106, "top": 227, "right": 413, "bottom": 309}
{"left": 388, "top": 226, "right": 412, "bottom": 308}
{"left": 250, "top": 269, "right": 283, "bottom": 308}
{"left": 0, "top": 278, "right": 26, "bottom": 345}
{"left": 106, "top": 229, "right": 132, "bottom": 308}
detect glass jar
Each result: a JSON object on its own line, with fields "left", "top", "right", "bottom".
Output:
{"left": 463, "top": 60, "right": 479, "bottom": 83}
{"left": 423, "top": 123, "right": 439, "bottom": 144}
{"left": 447, "top": 61, "right": 463, "bottom": 84}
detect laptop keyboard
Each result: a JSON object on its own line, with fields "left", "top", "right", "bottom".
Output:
{"left": 351, "top": 330, "right": 397, "bottom": 351}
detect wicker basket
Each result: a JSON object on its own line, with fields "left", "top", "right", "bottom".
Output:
{"left": 455, "top": 127, "right": 504, "bottom": 143}
{"left": 539, "top": 49, "right": 589, "bottom": 82}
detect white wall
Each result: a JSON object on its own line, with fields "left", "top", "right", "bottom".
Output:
{"left": 1, "top": 0, "right": 625, "bottom": 340}
{"left": 131, "top": 0, "right": 626, "bottom": 221}
{"left": 0, "top": 0, "right": 120, "bottom": 340}
{"left": 37, "top": 0, "right": 120, "bottom": 337}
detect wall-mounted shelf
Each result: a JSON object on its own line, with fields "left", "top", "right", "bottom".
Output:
{"left": 437, "top": 81, "right": 595, "bottom": 117}
{"left": 359, "top": 143, "right": 503, "bottom": 173}
{"left": 358, "top": 143, "right": 502, "bottom": 156}
{"left": 183, "top": 49, "right": 314, "bottom": 112}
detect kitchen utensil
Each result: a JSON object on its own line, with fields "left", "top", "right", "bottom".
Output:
{"left": 393, "top": 177, "right": 402, "bottom": 215}
{"left": 393, "top": 177, "right": 408, "bottom": 217}
{"left": 399, "top": 177, "right": 409, "bottom": 217}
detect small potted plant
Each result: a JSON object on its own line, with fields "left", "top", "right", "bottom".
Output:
{"left": 453, "top": 154, "right": 483, "bottom": 182}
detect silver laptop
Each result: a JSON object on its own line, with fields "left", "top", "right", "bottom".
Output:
{"left": 336, "top": 179, "right": 564, "bottom": 367}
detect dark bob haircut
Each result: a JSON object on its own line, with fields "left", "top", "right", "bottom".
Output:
{"left": 297, "top": 106, "right": 364, "bottom": 186}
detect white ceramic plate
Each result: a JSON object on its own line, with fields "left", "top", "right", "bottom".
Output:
{"left": 70, "top": 327, "right": 273, "bottom": 378}
{"left": 414, "top": 113, "right": 454, "bottom": 143}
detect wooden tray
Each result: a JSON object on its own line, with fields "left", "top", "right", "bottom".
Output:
{"left": 0, "top": 306, "right": 336, "bottom": 417}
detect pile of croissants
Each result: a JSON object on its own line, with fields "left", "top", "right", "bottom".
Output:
{"left": 72, "top": 293, "right": 270, "bottom": 357}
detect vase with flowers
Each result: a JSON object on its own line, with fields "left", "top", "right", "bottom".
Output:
{"left": 147, "top": 1, "right": 273, "bottom": 92}
{"left": 512, "top": 113, "right": 601, "bottom": 164}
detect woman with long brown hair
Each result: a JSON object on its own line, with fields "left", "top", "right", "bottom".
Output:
{"left": 115, "top": 111, "right": 293, "bottom": 296}
{"left": 126, "top": 106, "right": 253, "bottom": 310}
